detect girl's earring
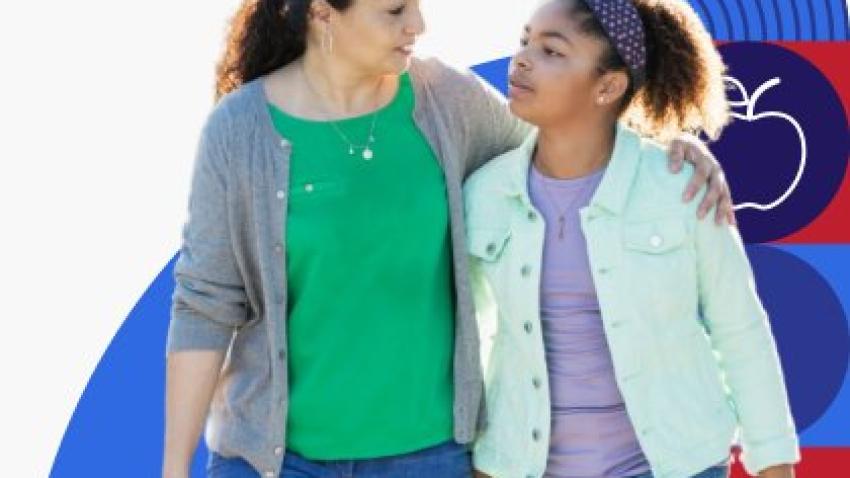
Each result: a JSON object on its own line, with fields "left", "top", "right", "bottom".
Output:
{"left": 598, "top": 95, "right": 606, "bottom": 105}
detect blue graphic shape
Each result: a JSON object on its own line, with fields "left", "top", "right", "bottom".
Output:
{"left": 777, "top": 245, "right": 850, "bottom": 446}
{"left": 746, "top": 245, "right": 850, "bottom": 435}
{"left": 688, "top": 0, "right": 849, "bottom": 40}
{"left": 472, "top": 57, "right": 511, "bottom": 96}
{"left": 49, "top": 254, "right": 210, "bottom": 478}
{"left": 712, "top": 42, "right": 849, "bottom": 244}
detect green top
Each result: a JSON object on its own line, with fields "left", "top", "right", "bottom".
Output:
{"left": 267, "top": 72, "right": 455, "bottom": 460}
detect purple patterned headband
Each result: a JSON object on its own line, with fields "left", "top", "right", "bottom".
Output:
{"left": 580, "top": 0, "right": 647, "bottom": 86}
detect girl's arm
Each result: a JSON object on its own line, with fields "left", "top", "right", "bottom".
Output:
{"left": 694, "top": 204, "right": 800, "bottom": 476}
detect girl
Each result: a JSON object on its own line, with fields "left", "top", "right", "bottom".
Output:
{"left": 464, "top": 1, "right": 798, "bottom": 477}
{"left": 163, "top": 1, "right": 736, "bottom": 477}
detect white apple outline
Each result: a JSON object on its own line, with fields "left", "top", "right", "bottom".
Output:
{"left": 724, "top": 76, "right": 808, "bottom": 212}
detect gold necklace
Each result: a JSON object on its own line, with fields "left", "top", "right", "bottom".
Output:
{"left": 301, "top": 65, "right": 380, "bottom": 161}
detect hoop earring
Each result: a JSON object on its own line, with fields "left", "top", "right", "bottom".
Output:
{"left": 322, "top": 27, "right": 335, "bottom": 55}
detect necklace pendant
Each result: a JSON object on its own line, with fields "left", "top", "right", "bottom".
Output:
{"left": 348, "top": 146, "right": 355, "bottom": 155}
{"left": 362, "top": 148, "right": 374, "bottom": 160}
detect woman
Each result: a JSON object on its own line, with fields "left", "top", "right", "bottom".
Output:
{"left": 162, "top": 1, "right": 734, "bottom": 477}
{"left": 465, "top": 1, "right": 798, "bottom": 478}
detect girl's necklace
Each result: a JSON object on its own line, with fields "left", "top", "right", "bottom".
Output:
{"left": 534, "top": 161, "right": 599, "bottom": 241}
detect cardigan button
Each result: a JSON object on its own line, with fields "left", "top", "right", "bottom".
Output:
{"left": 524, "top": 321, "right": 533, "bottom": 334}
{"left": 520, "top": 265, "right": 532, "bottom": 277}
{"left": 531, "top": 429, "right": 541, "bottom": 441}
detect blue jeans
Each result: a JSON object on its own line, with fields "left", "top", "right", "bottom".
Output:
{"left": 631, "top": 465, "right": 729, "bottom": 478}
{"left": 206, "top": 440, "right": 472, "bottom": 478}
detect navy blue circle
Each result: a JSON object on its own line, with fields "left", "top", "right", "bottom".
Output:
{"left": 711, "top": 42, "right": 848, "bottom": 244}
{"left": 747, "top": 244, "right": 849, "bottom": 432}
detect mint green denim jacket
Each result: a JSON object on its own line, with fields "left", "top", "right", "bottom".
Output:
{"left": 464, "top": 124, "right": 800, "bottom": 478}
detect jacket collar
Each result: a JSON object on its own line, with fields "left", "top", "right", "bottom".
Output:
{"left": 503, "top": 122, "right": 642, "bottom": 216}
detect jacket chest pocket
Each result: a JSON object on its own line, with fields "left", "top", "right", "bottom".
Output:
{"left": 623, "top": 216, "right": 687, "bottom": 254}
{"left": 467, "top": 227, "right": 512, "bottom": 263}
{"left": 621, "top": 216, "right": 697, "bottom": 320}
{"left": 467, "top": 226, "right": 513, "bottom": 303}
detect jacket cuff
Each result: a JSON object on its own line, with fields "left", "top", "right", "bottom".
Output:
{"left": 740, "top": 434, "right": 801, "bottom": 476}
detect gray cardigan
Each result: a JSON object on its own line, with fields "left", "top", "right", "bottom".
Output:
{"left": 166, "top": 57, "right": 530, "bottom": 477}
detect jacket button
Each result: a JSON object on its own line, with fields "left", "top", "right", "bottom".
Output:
{"left": 274, "top": 446, "right": 283, "bottom": 456}
{"left": 532, "top": 377, "right": 542, "bottom": 389}
{"left": 276, "top": 190, "right": 285, "bottom": 199}
{"left": 521, "top": 265, "right": 532, "bottom": 276}
{"left": 274, "top": 245, "right": 283, "bottom": 254}
{"left": 532, "top": 429, "right": 541, "bottom": 441}
{"left": 650, "top": 235, "right": 663, "bottom": 248}
{"left": 524, "top": 321, "right": 533, "bottom": 334}
{"left": 278, "top": 349, "right": 286, "bottom": 361}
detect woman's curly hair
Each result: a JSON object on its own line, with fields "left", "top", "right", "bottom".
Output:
{"left": 568, "top": 0, "right": 730, "bottom": 142}
{"left": 215, "top": 0, "right": 354, "bottom": 101}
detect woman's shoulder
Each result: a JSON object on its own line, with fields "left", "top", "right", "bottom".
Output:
{"left": 409, "top": 56, "right": 476, "bottom": 87}
{"left": 196, "top": 78, "right": 268, "bottom": 153}
{"left": 409, "top": 56, "right": 503, "bottom": 107}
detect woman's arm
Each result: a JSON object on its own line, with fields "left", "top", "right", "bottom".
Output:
{"left": 693, "top": 202, "right": 800, "bottom": 476}
{"left": 162, "top": 351, "right": 225, "bottom": 478}
{"left": 162, "top": 113, "right": 249, "bottom": 477}
{"left": 448, "top": 63, "right": 735, "bottom": 223}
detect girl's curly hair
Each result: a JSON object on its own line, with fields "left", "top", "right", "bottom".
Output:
{"left": 568, "top": 0, "right": 730, "bottom": 141}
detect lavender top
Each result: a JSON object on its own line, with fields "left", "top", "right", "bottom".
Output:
{"left": 528, "top": 163, "right": 651, "bottom": 478}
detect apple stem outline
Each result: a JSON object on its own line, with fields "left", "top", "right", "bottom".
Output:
{"left": 724, "top": 76, "right": 808, "bottom": 212}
